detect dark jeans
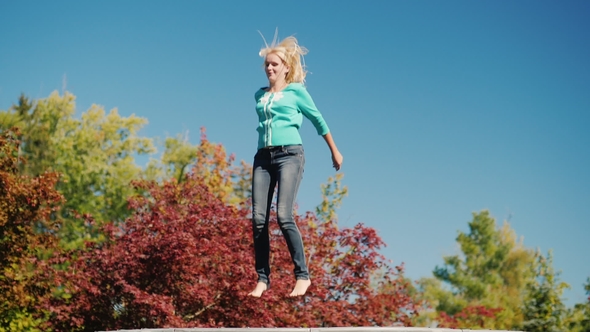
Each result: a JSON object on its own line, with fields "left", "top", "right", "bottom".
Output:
{"left": 251, "top": 144, "right": 309, "bottom": 285}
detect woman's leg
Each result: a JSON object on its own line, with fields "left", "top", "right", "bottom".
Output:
{"left": 275, "top": 146, "right": 311, "bottom": 294}
{"left": 250, "top": 150, "right": 276, "bottom": 296}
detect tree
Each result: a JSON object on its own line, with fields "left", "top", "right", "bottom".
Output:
{"left": 521, "top": 250, "right": 569, "bottom": 332}
{"left": 145, "top": 127, "right": 250, "bottom": 205}
{"left": 566, "top": 278, "right": 590, "bottom": 332}
{"left": 314, "top": 173, "right": 348, "bottom": 224}
{"left": 0, "top": 95, "right": 57, "bottom": 176}
{"left": 41, "top": 172, "right": 418, "bottom": 331}
{"left": 146, "top": 132, "right": 200, "bottom": 183}
{"left": 0, "top": 92, "right": 155, "bottom": 249}
{"left": 423, "top": 210, "right": 536, "bottom": 329}
{"left": 437, "top": 305, "right": 503, "bottom": 329}
{"left": 0, "top": 129, "right": 64, "bottom": 331}
{"left": 1, "top": 92, "right": 256, "bottom": 250}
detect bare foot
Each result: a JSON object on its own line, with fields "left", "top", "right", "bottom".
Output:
{"left": 289, "top": 279, "right": 311, "bottom": 297}
{"left": 248, "top": 281, "right": 268, "bottom": 297}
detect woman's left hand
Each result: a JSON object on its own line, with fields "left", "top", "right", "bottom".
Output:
{"left": 322, "top": 133, "right": 343, "bottom": 171}
{"left": 331, "top": 151, "right": 343, "bottom": 171}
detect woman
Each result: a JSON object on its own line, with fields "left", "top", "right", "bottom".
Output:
{"left": 249, "top": 35, "right": 343, "bottom": 298}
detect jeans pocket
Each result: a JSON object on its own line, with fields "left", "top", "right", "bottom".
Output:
{"left": 285, "top": 145, "right": 304, "bottom": 156}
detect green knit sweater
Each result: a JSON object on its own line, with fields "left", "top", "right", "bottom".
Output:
{"left": 254, "top": 83, "right": 330, "bottom": 149}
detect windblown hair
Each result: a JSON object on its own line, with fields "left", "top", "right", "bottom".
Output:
{"left": 259, "top": 32, "right": 308, "bottom": 84}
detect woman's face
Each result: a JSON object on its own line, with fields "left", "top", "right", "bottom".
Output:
{"left": 265, "top": 53, "right": 289, "bottom": 83}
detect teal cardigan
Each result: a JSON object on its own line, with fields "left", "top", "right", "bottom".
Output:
{"left": 254, "top": 83, "right": 330, "bottom": 149}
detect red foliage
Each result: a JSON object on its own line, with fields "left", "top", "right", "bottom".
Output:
{"left": 437, "top": 305, "right": 503, "bottom": 329}
{"left": 0, "top": 128, "right": 64, "bottom": 322}
{"left": 41, "top": 172, "right": 418, "bottom": 331}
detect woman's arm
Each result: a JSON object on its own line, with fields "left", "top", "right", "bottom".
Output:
{"left": 322, "top": 132, "right": 343, "bottom": 171}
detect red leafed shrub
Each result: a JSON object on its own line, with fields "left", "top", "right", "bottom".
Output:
{"left": 0, "top": 128, "right": 64, "bottom": 329}
{"left": 42, "top": 173, "right": 418, "bottom": 331}
{"left": 437, "top": 305, "right": 503, "bottom": 329}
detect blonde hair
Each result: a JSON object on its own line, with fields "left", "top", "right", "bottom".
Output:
{"left": 259, "top": 32, "right": 308, "bottom": 84}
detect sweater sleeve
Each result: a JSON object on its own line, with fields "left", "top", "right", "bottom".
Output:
{"left": 296, "top": 86, "right": 330, "bottom": 136}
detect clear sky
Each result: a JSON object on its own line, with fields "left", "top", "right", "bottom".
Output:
{"left": 1, "top": 1, "right": 589, "bottom": 306}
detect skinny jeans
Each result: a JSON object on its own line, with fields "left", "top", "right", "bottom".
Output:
{"left": 251, "top": 144, "right": 309, "bottom": 285}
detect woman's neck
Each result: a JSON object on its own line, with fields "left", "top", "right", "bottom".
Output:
{"left": 268, "top": 80, "right": 289, "bottom": 92}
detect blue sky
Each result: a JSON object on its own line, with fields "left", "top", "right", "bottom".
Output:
{"left": 1, "top": 1, "right": 589, "bottom": 305}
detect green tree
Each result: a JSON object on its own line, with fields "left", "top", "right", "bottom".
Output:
{"left": 521, "top": 250, "right": 569, "bottom": 332}
{"left": 2, "top": 92, "right": 258, "bottom": 249}
{"left": 0, "top": 94, "right": 62, "bottom": 176}
{"left": 566, "top": 278, "right": 590, "bottom": 332}
{"left": 315, "top": 173, "right": 348, "bottom": 225}
{"left": 144, "top": 132, "right": 199, "bottom": 183}
{"left": 1, "top": 92, "right": 155, "bottom": 248}
{"left": 145, "top": 127, "right": 251, "bottom": 205}
{"left": 424, "top": 210, "right": 536, "bottom": 329}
